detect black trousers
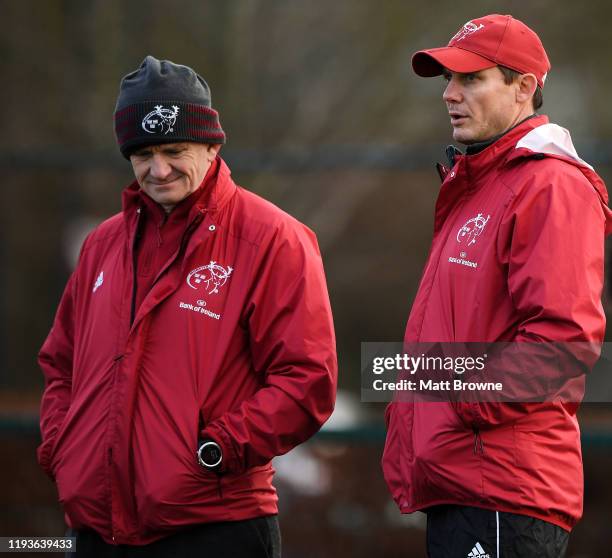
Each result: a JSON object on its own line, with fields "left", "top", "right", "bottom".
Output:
{"left": 66, "top": 515, "right": 280, "bottom": 558}
{"left": 426, "top": 505, "right": 569, "bottom": 558}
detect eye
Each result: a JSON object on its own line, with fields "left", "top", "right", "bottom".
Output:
{"left": 164, "top": 147, "right": 185, "bottom": 156}
{"left": 133, "top": 149, "right": 152, "bottom": 159}
{"left": 442, "top": 72, "right": 452, "bottom": 82}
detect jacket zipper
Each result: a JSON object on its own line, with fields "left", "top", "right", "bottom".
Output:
{"left": 107, "top": 354, "right": 124, "bottom": 544}
{"left": 130, "top": 209, "right": 144, "bottom": 325}
{"left": 473, "top": 426, "right": 484, "bottom": 455}
{"left": 146, "top": 211, "right": 205, "bottom": 293}
{"left": 129, "top": 209, "right": 203, "bottom": 329}
{"left": 216, "top": 475, "right": 223, "bottom": 499}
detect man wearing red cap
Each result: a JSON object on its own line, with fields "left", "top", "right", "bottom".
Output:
{"left": 382, "top": 14, "right": 611, "bottom": 558}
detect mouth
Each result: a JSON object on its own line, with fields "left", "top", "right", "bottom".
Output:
{"left": 449, "top": 112, "right": 469, "bottom": 126}
{"left": 148, "top": 177, "right": 182, "bottom": 189}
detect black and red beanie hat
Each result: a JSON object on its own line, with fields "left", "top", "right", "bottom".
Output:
{"left": 114, "top": 56, "right": 226, "bottom": 159}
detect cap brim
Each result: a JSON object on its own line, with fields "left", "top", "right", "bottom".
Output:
{"left": 412, "top": 47, "right": 497, "bottom": 77}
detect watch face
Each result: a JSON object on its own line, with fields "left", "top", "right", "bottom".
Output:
{"left": 204, "top": 445, "right": 221, "bottom": 464}
{"left": 199, "top": 441, "right": 222, "bottom": 468}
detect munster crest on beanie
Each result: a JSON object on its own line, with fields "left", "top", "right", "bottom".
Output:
{"left": 114, "top": 56, "right": 226, "bottom": 159}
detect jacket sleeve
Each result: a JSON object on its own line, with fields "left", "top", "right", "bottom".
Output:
{"left": 37, "top": 272, "right": 77, "bottom": 478}
{"left": 200, "top": 223, "right": 338, "bottom": 474}
{"left": 453, "top": 165, "right": 607, "bottom": 428}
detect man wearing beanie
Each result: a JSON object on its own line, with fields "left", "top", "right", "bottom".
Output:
{"left": 37, "top": 56, "right": 337, "bottom": 557}
{"left": 382, "top": 14, "right": 611, "bottom": 558}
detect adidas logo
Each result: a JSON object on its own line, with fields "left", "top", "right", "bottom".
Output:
{"left": 467, "top": 541, "right": 490, "bottom": 558}
{"left": 93, "top": 271, "right": 104, "bottom": 293}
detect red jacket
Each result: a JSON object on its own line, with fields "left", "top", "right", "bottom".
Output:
{"left": 37, "top": 157, "right": 337, "bottom": 544}
{"left": 382, "top": 116, "right": 611, "bottom": 531}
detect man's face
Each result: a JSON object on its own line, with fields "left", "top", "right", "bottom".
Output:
{"left": 442, "top": 66, "right": 521, "bottom": 144}
{"left": 130, "top": 142, "right": 219, "bottom": 212}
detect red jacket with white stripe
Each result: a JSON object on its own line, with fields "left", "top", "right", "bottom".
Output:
{"left": 382, "top": 115, "right": 611, "bottom": 531}
{"left": 37, "top": 157, "right": 337, "bottom": 544}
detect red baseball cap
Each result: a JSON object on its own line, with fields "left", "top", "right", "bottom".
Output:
{"left": 412, "top": 14, "right": 551, "bottom": 88}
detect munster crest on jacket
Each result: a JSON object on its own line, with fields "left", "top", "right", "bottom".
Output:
{"left": 187, "top": 261, "right": 233, "bottom": 294}
{"left": 456, "top": 213, "right": 490, "bottom": 247}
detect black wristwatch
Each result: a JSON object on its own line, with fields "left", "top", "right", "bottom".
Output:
{"left": 197, "top": 439, "right": 223, "bottom": 471}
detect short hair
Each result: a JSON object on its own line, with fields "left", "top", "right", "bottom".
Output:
{"left": 498, "top": 66, "right": 543, "bottom": 111}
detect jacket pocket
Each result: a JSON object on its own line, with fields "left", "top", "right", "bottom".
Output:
{"left": 381, "top": 402, "right": 414, "bottom": 509}
{"left": 37, "top": 435, "right": 59, "bottom": 478}
{"left": 38, "top": 410, "right": 72, "bottom": 479}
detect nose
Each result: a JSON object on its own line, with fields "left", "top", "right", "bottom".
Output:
{"left": 442, "top": 75, "right": 462, "bottom": 104}
{"left": 149, "top": 154, "right": 172, "bottom": 179}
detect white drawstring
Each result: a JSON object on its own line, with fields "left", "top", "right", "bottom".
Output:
{"left": 496, "top": 511, "right": 500, "bottom": 557}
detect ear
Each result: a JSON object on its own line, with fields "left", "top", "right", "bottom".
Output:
{"left": 205, "top": 143, "right": 222, "bottom": 161}
{"left": 516, "top": 73, "right": 538, "bottom": 106}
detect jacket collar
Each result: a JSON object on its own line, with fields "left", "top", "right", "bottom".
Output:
{"left": 196, "top": 156, "right": 236, "bottom": 213}
{"left": 453, "top": 114, "right": 549, "bottom": 187}
{"left": 464, "top": 114, "right": 540, "bottom": 156}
